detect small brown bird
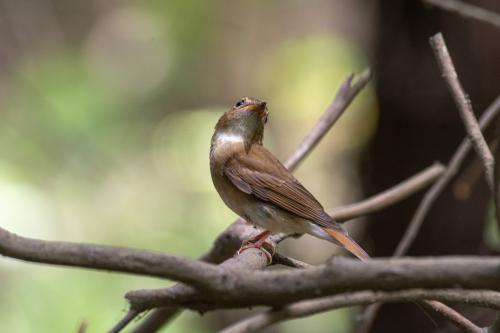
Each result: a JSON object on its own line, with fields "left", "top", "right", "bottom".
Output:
{"left": 210, "top": 97, "right": 369, "bottom": 261}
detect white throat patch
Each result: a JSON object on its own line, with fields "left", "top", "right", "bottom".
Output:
{"left": 214, "top": 132, "right": 244, "bottom": 145}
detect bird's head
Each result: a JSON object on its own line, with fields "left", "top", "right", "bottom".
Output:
{"left": 214, "top": 97, "right": 269, "bottom": 145}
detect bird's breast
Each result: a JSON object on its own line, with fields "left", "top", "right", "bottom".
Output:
{"left": 210, "top": 136, "right": 249, "bottom": 216}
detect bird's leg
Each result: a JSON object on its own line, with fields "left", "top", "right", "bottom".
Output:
{"left": 237, "top": 230, "right": 275, "bottom": 264}
{"left": 247, "top": 230, "right": 272, "bottom": 243}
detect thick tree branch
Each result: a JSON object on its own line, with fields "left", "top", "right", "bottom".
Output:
{"left": 128, "top": 246, "right": 274, "bottom": 333}
{"left": 430, "top": 32, "right": 494, "bottom": 190}
{"left": 125, "top": 256, "right": 500, "bottom": 311}
{"left": 220, "top": 289, "right": 497, "bottom": 333}
{"left": 0, "top": 227, "right": 225, "bottom": 287}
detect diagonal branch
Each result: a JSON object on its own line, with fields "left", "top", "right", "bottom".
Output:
{"left": 219, "top": 289, "right": 498, "bottom": 333}
{"left": 284, "top": 69, "right": 372, "bottom": 170}
{"left": 422, "top": 300, "right": 483, "bottom": 333}
{"left": 109, "top": 310, "right": 139, "bottom": 333}
{"left": 422, "top": 0, "right": 500, "bottom": 31}
{"left": 430, "top": 32, "right": 494, "bottom": 190}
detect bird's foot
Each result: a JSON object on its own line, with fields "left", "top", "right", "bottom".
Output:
{"left": 237, "top": 241, "right": 275, "bottom": 264}
{"left": 237, "top": 230, "right": 275, "bottom": 264}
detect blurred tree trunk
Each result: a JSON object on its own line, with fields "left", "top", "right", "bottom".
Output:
{"left": 360, "top": 1, "right": 500, "bottom": 332}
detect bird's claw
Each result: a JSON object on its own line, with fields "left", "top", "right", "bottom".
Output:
{"left": 237, "top": 240, "right": 275, "bottom": 265}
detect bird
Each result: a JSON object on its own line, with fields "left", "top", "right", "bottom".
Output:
{"left": 210, "top": 97, "right": 369, "bottom": 262}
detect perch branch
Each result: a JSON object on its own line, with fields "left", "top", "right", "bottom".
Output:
{"left": 125, "top": 256, "right": 500, "bottom": 311}
{"left": 128, "top": 246, "right": 275, "bottom": 333}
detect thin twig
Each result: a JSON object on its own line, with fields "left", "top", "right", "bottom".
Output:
{"left": 284, "top": 69, "right": 372, "bottom": 170}
{"left": 272, "top": 253, "right": 312, "bottom": 269}
{"left": 330, "top": 162, "right": 445, "bottom": 222}
{"left": 108, "top": 310, "right": 138, "bottom": 333}
{"left": 430, "top": 32, "right": 494, "bottom": 190}
{"left": 77, "top": 320, "right": 88, "bottom": 333}
{"left": 422, "top": 300, "right": 483, "bottom": 333}
{"left": 423, "top": 0, "right": 500, "bottom": 31}
{"left": 219, "top": 289, "right": 495, "bottom": 333}
{"left": 129, "top": 308, "right": 178, "bottom": 333}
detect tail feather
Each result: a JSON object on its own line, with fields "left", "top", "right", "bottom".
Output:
{"left": 322, "top": 227, "right": 370, "bottom": 260}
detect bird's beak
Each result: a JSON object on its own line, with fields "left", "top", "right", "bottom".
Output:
{"left": 246, "top": 101, "right": 268, "bottom": 120}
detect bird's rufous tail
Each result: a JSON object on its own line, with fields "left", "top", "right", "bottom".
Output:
{"left": 322, "top": 227, "right": 370, "bottom": 260}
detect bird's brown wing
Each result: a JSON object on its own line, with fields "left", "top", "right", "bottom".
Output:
{"left": 224, "top": 144, "right": 369, "bottom": 260}
{"left": 224, "top": 144, "right": 336, "bottom": 229}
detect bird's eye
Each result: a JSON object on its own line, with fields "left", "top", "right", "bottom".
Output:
{"left": 235, "top": 99, "right": 246, "bottom": 108}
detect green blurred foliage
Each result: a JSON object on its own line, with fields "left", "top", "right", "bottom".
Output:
{"left": 0, "top": 1, "right": 376, "bottom": 332}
